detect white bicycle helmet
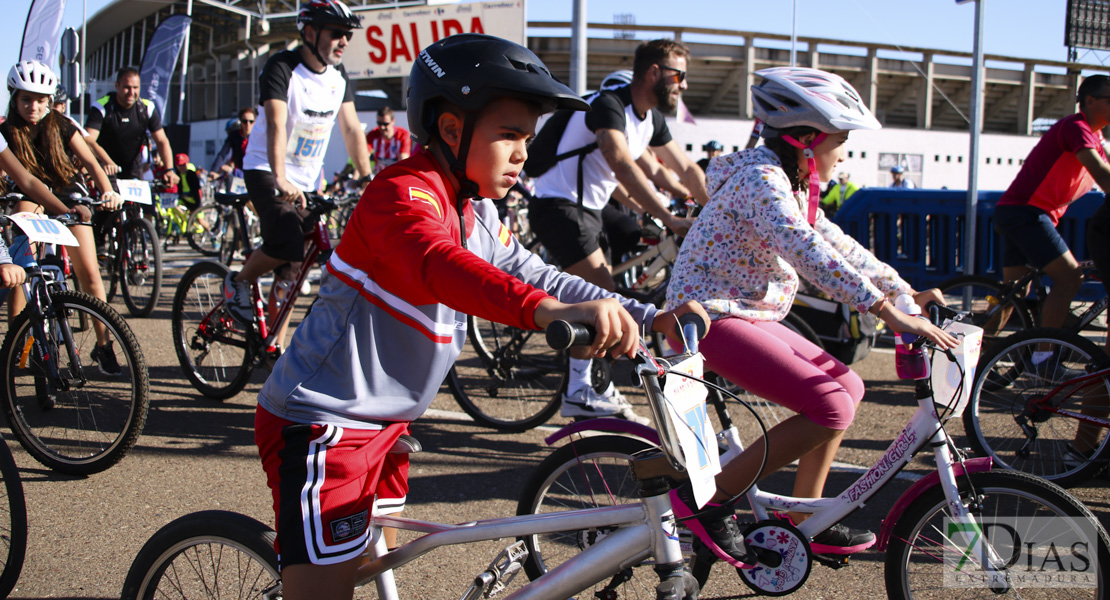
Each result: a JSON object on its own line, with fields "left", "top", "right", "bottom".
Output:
{"left": 7, "top": 60, "right": 58, "bottom": 95}
{"left": 751, "top": 67, "right": 880, "bottom": 135}
{"left": 601, "top": 70, "right": 633, "bottom": 91}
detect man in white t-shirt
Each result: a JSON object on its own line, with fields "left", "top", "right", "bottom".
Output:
{"left": 223, "top": 0, "right": 372, "bottom": 349}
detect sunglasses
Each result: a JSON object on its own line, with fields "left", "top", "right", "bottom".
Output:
{"left": 323, "top": 27, "right": 354, "bottom": 41}
{"left": 377, "top": 121, "right": 393, "bottom": 127}
{"left": 656, "top": 64, "right": 686, "bottom": 84}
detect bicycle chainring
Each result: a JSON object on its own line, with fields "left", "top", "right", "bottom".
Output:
{"left": 736, "top": 519, "right": 812, "bottom": 596}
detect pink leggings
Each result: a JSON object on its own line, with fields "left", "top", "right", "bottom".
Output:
{"left": 699, "top": 317, "right": 864, "bottom": 430}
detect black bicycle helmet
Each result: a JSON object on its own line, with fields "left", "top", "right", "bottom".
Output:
{"left": 297, "top": 0, "right": 361, "bottom": 32}
{"left": 407, "top": 33, "right": 588, "bottom": 199}
{"left": 407, "top": 33, "right": 588, "bottom": 145}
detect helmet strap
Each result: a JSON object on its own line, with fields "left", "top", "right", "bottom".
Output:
{"left": 443, "top": 113, "right": 481, "bottom": 201}
{"left": 782, "top": 133, "right": 827, "bottom": 225}
{"left": 301, "top": 28, "right": 329, "bottom": 74}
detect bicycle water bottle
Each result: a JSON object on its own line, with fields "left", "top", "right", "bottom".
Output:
{"left": 893, "top": 294, "right": 930, "bottom": 380}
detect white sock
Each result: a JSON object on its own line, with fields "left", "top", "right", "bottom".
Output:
{"left": 567, "top": 358, "right": 593, "bottom": 395}
{"left": 1031, "top": 350, "right": 1054, "bottom": 365}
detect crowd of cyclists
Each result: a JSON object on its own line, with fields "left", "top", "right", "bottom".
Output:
{"left": 1, "top": 0, "right": 1109, "bottom": 597}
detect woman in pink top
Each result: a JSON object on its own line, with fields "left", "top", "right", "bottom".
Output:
{"left": 664, "top": 67, "right": 958, "bottom": 564}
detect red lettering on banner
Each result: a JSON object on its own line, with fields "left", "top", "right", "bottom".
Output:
{"left": 366, "top": 26, "right": 386, "bottom": 62}
{"left": 443, "top": 19, "right": 463, "bottom": 36}
{"left": 469, "top": 17, "right": 484, "bottom": 34}
{"left": 409, "top": 22, "right": 420, "bottom": 54}
{"left": 390, "top": 23, "right": 413, "bottom": 62}
{"left": 430, "top": 21, "right": 440, "bottom": 42}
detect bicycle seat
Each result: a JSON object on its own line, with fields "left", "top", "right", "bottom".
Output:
{"left": 214, "top": 193, "right": 251, "bottom": 208}
{"left": 389, "top": 435, "right": 421, "bottom": 454}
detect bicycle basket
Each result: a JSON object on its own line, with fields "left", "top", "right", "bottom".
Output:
{"left": 932, "top": 321, "right": 983, "bottom": 416}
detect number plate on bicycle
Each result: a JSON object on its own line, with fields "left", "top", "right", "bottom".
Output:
{"left": 158, "top": 193, "right": 179, "bottom": 209}
{"left": 117, "top": 179, "right": 153, "bottom": 205}
{"left": 8, "top": 212, "right": 79, "bottom": 246}
{"left": 663, "top": 353, "right": 722, "bottom": 508}
{"left": 932, "top": 321, "right": 983, "bottom": 416}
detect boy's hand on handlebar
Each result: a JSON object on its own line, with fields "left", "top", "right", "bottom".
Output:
{"left": 100, "top": 191, "right": 123, "bottom": 211}
{"left": 912, "top": 288, "right": 945, "bottom": 312}
{"left": 0, "top": 264, "right": 25, "bottom": 289}
{"left": 71, "top": 204, "right": 92, "bottom": 223}
{"left": 534, "top": 297, "right": 641, "bottom": 359}
{"left": 651, "top": 300, "right": 710, "bottom": 343}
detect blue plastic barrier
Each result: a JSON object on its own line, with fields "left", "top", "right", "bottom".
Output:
{"left": 831, "top": 188, "right": 1105, "bottom": 298}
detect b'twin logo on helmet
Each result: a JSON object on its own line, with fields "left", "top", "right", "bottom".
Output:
{"left": 419, "top": 50, "right": 445, "bottom": 78}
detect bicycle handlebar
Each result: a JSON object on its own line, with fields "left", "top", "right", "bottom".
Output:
{"left": 546, "top": 313, "right": 707, "bottom": 352}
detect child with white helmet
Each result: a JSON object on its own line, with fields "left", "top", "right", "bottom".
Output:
{"left": 3, "top": 60, "right": 125, "bottom": 373}
{"left": 665, "top": 67, "right": 958, "bottom": 563}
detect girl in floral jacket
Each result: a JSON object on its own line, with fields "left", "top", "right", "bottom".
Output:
{"left": 665, "top": 67, "right": 958, "bottom": 563}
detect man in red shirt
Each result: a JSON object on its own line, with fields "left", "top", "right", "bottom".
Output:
{"left": 365, "top": 106, "right": 411, "bottom": 175}
{"left": 995, "top": 74, "right": 1110, "bottom": 337}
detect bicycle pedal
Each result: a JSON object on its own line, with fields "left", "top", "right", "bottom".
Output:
{"left": 460, "top": 540, "right": 528, "bottom": 600}
{"left": 812, "top": 553, "right": 851, "bottom": 569}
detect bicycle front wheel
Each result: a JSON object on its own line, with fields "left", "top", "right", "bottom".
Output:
{"left": 185, "top": 202, "right": 226, "bottom": 257}
{"left": 965, "top": 327, "right": 1110, "bottom": 487}
{"left": 0, "top": 290, "right": 150, "bottom": 475}
{"left": 447, "top": 315, "right": 564, "bottom": 431}
{"left": 517, "top": 435, "right": 660, "bottom": 597}
{"left": 884, "top": 470, "right": 1109, "bottom": 599}
{"left": 120, "top": 510, "right": 279, "bottom": 600}
{"left": 120, "top": 217, "right": 163, "bottom": 317}
{"left": 172, "top": 261, "right": 256, "bottom": 399}
{"left": 0, "top": 436, "right": 26, "bottom": 599}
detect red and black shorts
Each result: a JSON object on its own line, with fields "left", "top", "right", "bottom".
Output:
{"left": 255, "top": 406, "right": 410, "bottom": 569}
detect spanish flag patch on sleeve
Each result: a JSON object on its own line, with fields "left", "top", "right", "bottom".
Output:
{"left": 497, "top": 222, "right": 512, "bottom": 247}
{"left": 409, "top": 187, "right": 441, "bottom": 218}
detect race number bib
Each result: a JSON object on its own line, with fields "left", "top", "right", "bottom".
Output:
{"left": 286, "top": 121, "right": 330, "bottom": 167}
{"left": 8, "top": 212, "right": 80, "bottom": 246}
{"left": 158, "top": 192, "right": 179, "bottom": 209}
{"left": 229, "top": 175, "right": 247, "bottom": 195}
{"left": 663, "top": 354, "right": 722, "bottom": 508}
{"left": 117, "top": 179, "right": 153, "bottom": 205}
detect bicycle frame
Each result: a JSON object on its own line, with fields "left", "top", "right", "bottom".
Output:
{"left": 1024, "top": 367, "right": 1110, "bottom": 430}
{"left": 611, "top": 234, "right": 678, "bottom": 293}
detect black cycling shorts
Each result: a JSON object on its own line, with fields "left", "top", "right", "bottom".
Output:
{"left": 244, "top": 169, "right": 313, "bottom": 264}
{"left": 528, "top": 196, "right": 605, "bottom": 268}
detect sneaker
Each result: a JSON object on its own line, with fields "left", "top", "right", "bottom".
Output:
{"left": 560, "top": 386, "right": 650, "bottom": 425}
{"left": 669, "top": 483, "right": 753, "bottom": 568}
{"left": 90, "top": 341, "right": 122, "bottom": 376}
{"left": 222, "top": 271, "right": 254, "bottom": 324}
{"left": 774, "top": 512, "right": 874, "bottom": 555}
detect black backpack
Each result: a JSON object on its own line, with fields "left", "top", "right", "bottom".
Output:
{"left": 523, "top": 89, "right": 618, "bottom": 180}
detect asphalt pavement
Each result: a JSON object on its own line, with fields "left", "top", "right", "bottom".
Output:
{"left": 4, "top": 244, "right": 1108, "bottom": 599}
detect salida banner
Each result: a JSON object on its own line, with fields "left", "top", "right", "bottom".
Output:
{"left": 344, "top": 1, "right": 525, "bottom": 79}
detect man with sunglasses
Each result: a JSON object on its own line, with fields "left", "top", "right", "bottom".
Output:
{"left": 365, "top": 106, "right": 412, "bottom": 175}
{"left": 225, "top": 0, "right": 372, "bottom": 347}
{"left": 528, "top": 38, "right": 710, "bottom": 422}
{"left": 994, "top": 74, "right": 1110, "bottom": 347}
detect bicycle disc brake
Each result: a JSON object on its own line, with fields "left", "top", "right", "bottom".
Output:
{"left": 737, "top": 520, "right": 812, "bottom": 597}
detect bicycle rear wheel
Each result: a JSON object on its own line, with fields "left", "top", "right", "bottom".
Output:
{"left": 517, "top": 435, "right": 663, "bottom": 598}
{"left": 0, "top": 436, "right": 26, "bottom": 599}
{"left": 447, "top": 315, "right": 564, "bottom": 431}
{"left": 120, "top": 217, "right": 163, "bottom": 317}
{"left": 185, "top": 202, "right": 226, "bottom": 257}
{"left": 0, "top": 290, "right": 149, "bottom": 475}
{"left": 965, "top": 327, "right": 1110, "bottom": 487}
{"left": 120, "top": 510, "right": 279, "bottom": 600}
{"left": 172, "top": 261, "right": 256, "bottom": 399}
{"left": 884, "top": 470, "right": 1109, "bottom": 599}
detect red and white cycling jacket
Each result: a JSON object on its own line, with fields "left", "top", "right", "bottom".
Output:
{"left": 258, "top": 150, "right": 657, "bottom": 428}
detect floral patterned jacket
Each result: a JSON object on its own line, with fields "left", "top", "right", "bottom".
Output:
{"left": 666, "top": 146, "right": 912, "bottom": 322}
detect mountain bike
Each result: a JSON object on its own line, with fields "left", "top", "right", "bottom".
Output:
{"left": 964, "top": 326, "right": 1110, "bottom": 487}
{"left": 97, "top": 181, "right": 163, "bottom": 317}
{"left": 171, "top": 192, "right": 336, "bottom": 400}
{"left": 0, "top": 211, "right": 150, "bottom": 475}
{"left": 516, "top": 306, "right": 1110, "bottom": 598}
{"left": 151, "top": 182, "right": 198, "bottom": 251}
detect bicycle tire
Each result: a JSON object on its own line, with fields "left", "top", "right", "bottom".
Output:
{"left": 516, "top": 435, "right": 662, "bottom": 597}
{"left": 326, "top": 199, "right": 355, "bottom": 246}
{"left": 172, "top": 261, "right": 256, "bottom": 400}
{"left": 120, "top": 217, "right": 163, "bottom": 317}
{"left": 446, "top": 315, "right": 564, "bottom": 431}
{"left": 120, "top": 510, "right": 279, "bottom": 600}
{"left": 939, "top": 275, "right": 1035, "bottom": 348}
{"left": 884, "top": 469, "right": 1109, "bottom": 599}
{"left": 965, "top": 327, "right": 1110, "bottom": 487}
{"left": 0, "top": 290, "right": 149, "bottom": 475}
{"left": 185, "top": 202, "right": 226, "bottom": 257}
{"left": 0, "top": 436, "right": 27, "bottom": 599}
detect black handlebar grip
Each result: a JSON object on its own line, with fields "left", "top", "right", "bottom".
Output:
{"left": 677, "top": 312, "right": 708, "bottom": 340}
{"left": 545, "top": 321, "right": 595, "bottom": 350}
